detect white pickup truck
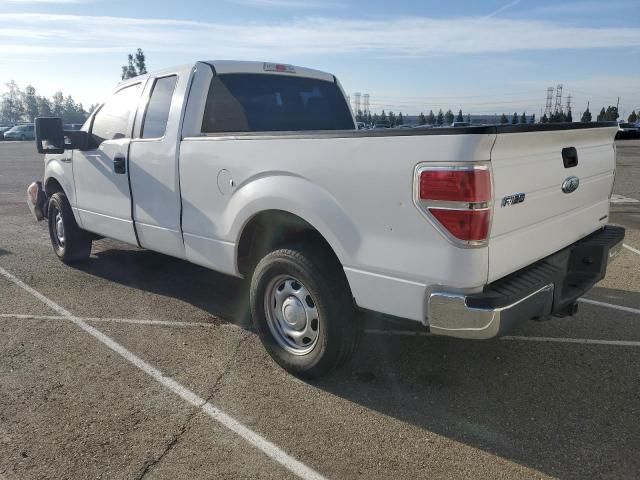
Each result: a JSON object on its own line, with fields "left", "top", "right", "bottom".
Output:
{"left": 30, "top": 60, "right": 624, "bottom": 377}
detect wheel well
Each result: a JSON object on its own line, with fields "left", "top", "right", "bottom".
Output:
{"left": 237, "top": 210, "right": 340, "bottom": 277}
{"left": 45, "top": 178, "right": 64, "bottom": 197}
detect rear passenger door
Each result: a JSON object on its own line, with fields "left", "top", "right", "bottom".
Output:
{"left": 129, "top": 73, "right": 187, "bottom": 258}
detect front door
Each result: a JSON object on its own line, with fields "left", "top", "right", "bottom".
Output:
{"left": 73, "top": 82, "right": 143, "bottom": 245}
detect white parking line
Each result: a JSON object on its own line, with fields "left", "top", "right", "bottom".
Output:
{"left": 500, "top": 336, "right": 640, "bottom": 347}
{"left": 363, "top": 329, "right": 640, "bottom": 347}
{"left": 578, "top": 298, "right": 640, "bottom": 316}
{"left": 624, "top": 243, "right": 640, "bottom": 256}
{"left": 0, "top": 313, "right": 217, "bottom": 328}
{"left": 0, "top": 266, "right": 325, "bottom": 480}
{"left": 610, "top": 194, "right": 640, "bottom": 204}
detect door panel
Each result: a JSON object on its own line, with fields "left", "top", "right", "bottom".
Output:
{"left": 74, "top": 138, "right": 137, "bottom": 244}
{"left": 72, "top": 82, "right": 143, "bottom": 245}
{"left": 129, "top": 73, "right": 187, "bottom": 258}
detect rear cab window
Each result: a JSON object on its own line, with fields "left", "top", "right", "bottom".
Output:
{"left": 141, "top": 75, "right": 178, "bottom": 139}
{"left": 201, "top": 73, "right": 354, "bottom": 133}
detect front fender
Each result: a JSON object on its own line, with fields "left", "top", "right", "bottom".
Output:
{"left": 224, "top": 173, "right": 361, "bottom": 267}
{"left": 44, "top": 153, "right": 80, "bottom": 225}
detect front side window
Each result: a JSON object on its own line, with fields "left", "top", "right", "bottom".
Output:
{"left": 92, "top": 83, "right": 141, "bottom": 143}
{"left": 141, "top": 75, "right": 177, "bottom": 139}
{"left": 201, "top": 74, "right": 354, "bottom": 133}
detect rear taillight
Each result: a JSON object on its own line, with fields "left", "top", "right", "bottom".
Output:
{"left": 415, "top": 165, "right": 492, "bottom": 246}
{"left": 419, "top": 169, "right": 491, "bottom": 203}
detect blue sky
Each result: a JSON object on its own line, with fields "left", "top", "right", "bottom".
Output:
{"left": 1, "top": 0, "right": 639, "bottom": 118}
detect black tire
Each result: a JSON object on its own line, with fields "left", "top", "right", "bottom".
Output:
{"left": 47, "top": 192, "right": 92, "bottom": 264}
{"left": 250, "top": 245, "right": 361, "bottom": 378}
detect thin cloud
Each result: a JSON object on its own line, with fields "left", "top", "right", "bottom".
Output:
{"left": 0, "top": 13, "right": 639, "bottom": 57}
{"left": 3, "top": 0, "right": 92, "bottom": 3}
{"left": 485, "top": 0, "right": 521, "bottom": 18}
{"left": 228, "top": 0, "right": 341, "bottom": 8}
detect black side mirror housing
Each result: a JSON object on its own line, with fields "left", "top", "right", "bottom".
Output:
{"left": 35, "top": 117, "right": 89, "bottom": 154}
{"left": 35, "top": 117, "right": 65, "bottom": 154}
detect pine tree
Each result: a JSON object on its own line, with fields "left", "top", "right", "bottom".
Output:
{"left": 511, "top": 112, "right": 518, "bottom": 124}
{"left": 121, "top": 49, "right": 148, "bottom": 79}
{"left": 500, "top": 113, "right": 509, "bottom": 124}
{"left": 581, "top": 107, "right": 592, "bottom": 122}
{"left": 36, "top": 96, "right": 52, "bottom": 117}
{"left": 380, "top": 110, "right": 387, "bottom": 121}
{"left": 520, "top": 112, "right": 526, "bottom": 124}
{"left": 629, "top": 111, "right": 638, "bottom": 123}
{"left": 444, "top": 109, "right": 454, "bottom": 125}
{"left": 566, "top": 109, "right": 573, "bottom": 122}
{"left": 134, "top": 48, "right": 147, "bottom": 75}
{"left": 456, "top": 109, "right": 464, "bottom": 122}
{"left": 388, "top": 111, "right": 396, "bottom": 127}
{"left": 541, "top": 113, "right": 548, "bottom": 123}
{"left": 397, "top": 112, "right": 404, "bottom": 125}
{"left": 23, "top": 85, "right": 39, "bottom": 122}
{"left": 436, "top": 109, "right": 444, "bottom": 125}
{"left": 0, "top": 80, "right": 25, "bottom": 123}
{"left": 466, "top": 113, "right": 471, "bottom": 123}
{"left": 51, "top": 91, "right": 65, "bottom": 117}
{"left": 426, "top": 110, "right": 435, "bottom": 125}
{"left": 530, "top": 114, "right": 536, "bottom": 124}
{"left": 418, "top": 112, "right": 426, "bottom": 125}
{"left": 597, "top": 107, "right": 606, "bottom": 122}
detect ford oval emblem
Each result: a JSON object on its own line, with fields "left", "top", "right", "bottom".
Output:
{"left": 562, "top": 176, "right": 580, "bottom": 194}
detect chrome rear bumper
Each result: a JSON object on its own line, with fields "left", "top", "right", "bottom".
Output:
{"left": 426, "top": 225, "right": 625, "bottom": 340}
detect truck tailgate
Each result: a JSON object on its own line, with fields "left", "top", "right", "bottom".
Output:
{"left": 488, "top": 125, "right": 617, "bottom": 282}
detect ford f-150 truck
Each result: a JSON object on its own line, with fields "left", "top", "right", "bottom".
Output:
{"left": 29, "top": 60, "right": 624, "bottom": 378}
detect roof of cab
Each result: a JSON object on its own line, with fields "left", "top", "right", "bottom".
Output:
{"left": 204, "top": 60, "right": 335, "bottom": 82}
{"left": 115, "top": 60, "right": 336, "bottom": 91}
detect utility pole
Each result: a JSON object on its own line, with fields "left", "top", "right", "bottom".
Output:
{"left": 363, "top": 94, "right": 370, "bottom": 116}
{"left": 544, "top": 87, "right": 554, "bottom": 116}
{"left": 554, "top": 84, "right": 563, "bottom": 114}
{"left": 353, "top": 92, "right": 361, "bottom": 114}
{"left": 566, "top": 94, "right": 572, "bottom": 113}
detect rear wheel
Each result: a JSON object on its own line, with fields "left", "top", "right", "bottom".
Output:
{"left": 250, "top": 245, "right": 361, "bottom": 378}
{"left": 48, "top": 192, "right": 92, "bottom": 264}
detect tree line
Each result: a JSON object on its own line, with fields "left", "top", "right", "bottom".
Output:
{"left": 0, "top": 49, "right": 149, "bottom": 126}
{"left": 357, "top": 104, "right": 636, "bottom": 126}
{"left": 0, "top": 81, "right": 96, "bottom": 125}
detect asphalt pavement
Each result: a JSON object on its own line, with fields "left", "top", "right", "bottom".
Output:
{"left": 1, "top": 139, "right": 639, "bottom": 479}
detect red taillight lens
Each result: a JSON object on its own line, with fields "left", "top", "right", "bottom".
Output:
{"left": 428, "top": 208, "right": 490, "bottom": 241}
{"left": 420, "top": 169, "right": 491, "bottom": 203}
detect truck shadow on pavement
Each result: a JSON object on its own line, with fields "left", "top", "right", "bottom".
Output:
{"left": 78, "top": 243, "right": 640, "bottom": 480}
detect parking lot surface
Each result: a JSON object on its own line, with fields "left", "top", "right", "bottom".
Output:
{"left": 1, "top": 140, "right": 639, "bottom": 479}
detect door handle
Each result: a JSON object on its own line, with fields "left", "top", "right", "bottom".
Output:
{"left": 113, "top": 154, "right": 126, "bottom": 174}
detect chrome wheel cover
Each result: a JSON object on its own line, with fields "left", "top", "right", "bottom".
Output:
{"left": 54, "top": 210, "right": 65, "bottom": 248}
{"left": 264, "top": 275, "right": 320, "bottom": 355}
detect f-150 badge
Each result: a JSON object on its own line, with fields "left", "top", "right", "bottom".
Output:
{"left": 501, "top": 193, "right": 525, "bottom": 207}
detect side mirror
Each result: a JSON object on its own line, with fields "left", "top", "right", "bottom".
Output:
{"left": 35, "top": 117, "right": 89, "bottom": 154}
{"left": 35, "top": 117, "right": 65, "bottom": 154}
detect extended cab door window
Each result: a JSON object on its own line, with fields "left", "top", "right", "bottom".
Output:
{"left": 201, "top": 74, "right": 354, "bottom": 133}
{"left": 141, "top": 75, "right": 178, "bottom": 138}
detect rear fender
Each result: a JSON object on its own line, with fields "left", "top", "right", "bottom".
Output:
{"left": 225, "top": 174, "right": 361, "bottom": 273}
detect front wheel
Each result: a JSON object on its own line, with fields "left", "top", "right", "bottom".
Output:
{"left": 48, "top": 192, "right": 92, "bottom": 264}
{"left": 250, "top": 245, "right": 361, "bottom": 378}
